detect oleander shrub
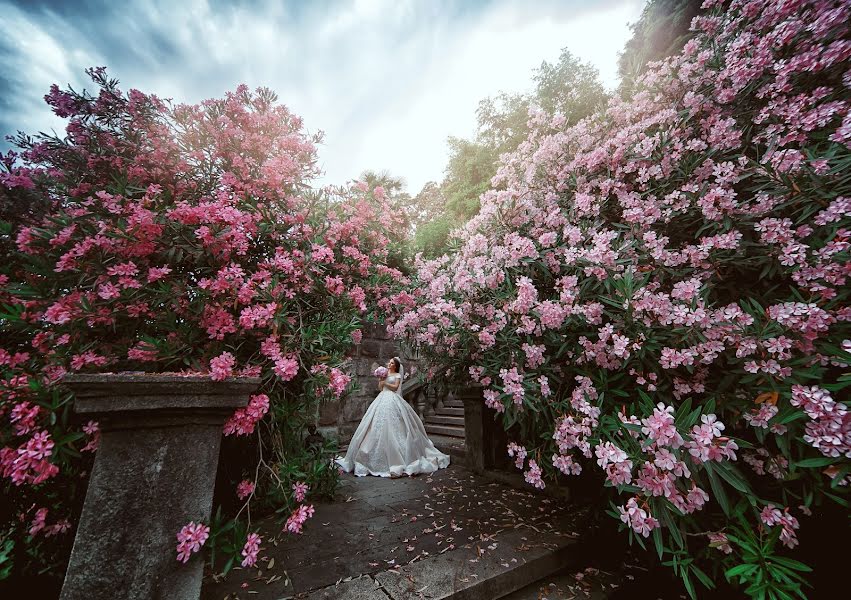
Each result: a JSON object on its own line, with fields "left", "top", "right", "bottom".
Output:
{"left": 0, "top": 68, "right": 404, "bottom": 583}
{"left": 390, "top": 1, "right": 851, "bottom": 597}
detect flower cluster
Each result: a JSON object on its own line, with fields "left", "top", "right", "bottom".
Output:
{"left": 292, "top": 481, "right": 309, "bottom": 503}
{"left": 240, "top": 533, "right": 262, "bottom": 568}
{"left": 176, "top": 522, "right": 210, "bottom": 563}
{"left": 285, "top": 504, "right": 315, "bottom": 535}
{"left": 237, "top": 480, "right": 256, "bottom": 500}
{"left": 1, "top": 69, "right": 404, "bottom": 580}
{"left": 389, "top": 1, "right": 851, "bottom": 596}
{"left": 223, "top": 394, "right": 270, "bottom": 437}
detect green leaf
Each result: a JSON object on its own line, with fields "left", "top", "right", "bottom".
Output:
{"left": 652, "top": 527, "right": 664, "bottom": 559}
{"left": 770, "top": 556, "right": 812, "bottom": 573}
{"left": 726, "top": 563, "right": 757, "bottom": 579}
{"left": 794, "top": 457, "right": 835, "bottom": 468}
{"left": 705, "top": 463, "right": 731, "bottom": 515}
{"left": 713, "top": 462, "right": 752, "bottom": 494}
{"left": 222, "top": 555, "right": 235, "bottom": 576}
{"left": 692, "top": 565, "right": 715, "bottom": 589}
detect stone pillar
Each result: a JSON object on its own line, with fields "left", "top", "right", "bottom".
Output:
{"left": 458, "top": 383, "right": 509, "bottom": 474}
{"left": 60, "top": 374, "right": 260, "bottom": 600}
{"left": 423, "top": 386, "right": 436, "bottom": 418}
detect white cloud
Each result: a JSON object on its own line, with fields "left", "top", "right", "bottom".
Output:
{"left": 0, "top": 0, "right": 643, "bottom": 193}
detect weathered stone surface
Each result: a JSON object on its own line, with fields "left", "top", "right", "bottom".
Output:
{"left": 375, "top": 528, "right": 579, "bottom": 600}
{"left": 318, "top": 398, "right": 339, "bottom": 425}
{"left": 60, "top": 374, "right": 259, "bottom": 600}
{"left": 355, "top": 359, "right": 374, "bottom": 377}
{"left": 202, "top": 465, "right": 588, "bottom": 600}
{"left": 303, "top": 575, "right": 387, "bottom": 599}
{"left": 363, "top": 322, "right": 389, "bottom": 340}
{"left": 458, "top": 384, "right": 507, "bottom": 475}
{"left": 458, "top": 385, "right": 486, "bottom": 474}
{"left": 359, "top": 340, "right": 382, "bottom": 358}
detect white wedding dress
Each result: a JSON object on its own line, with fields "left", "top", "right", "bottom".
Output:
{"left": 336, "top": 371, "right": 450, "bottom": 477}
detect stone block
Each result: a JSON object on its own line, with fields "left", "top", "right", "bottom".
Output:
{"left": 364, "top": 323, "right": 389, "bottom": 340}
{"left": 316, "top": 426, "right": 340, "bottom": 442}
{"left": 359, "top": 340, "right": 382, "bottom": 358}
{"left": 355, "top": 359, "right": 373, "bottom": 377}
{"left": 318, "top": 399, "right": 340, "bottom": 426}
{"left": 340, "top": 394, "right": 371, "bottom": 424}
{"left": 60, "top": 374, "right": 259, "bottom": 600}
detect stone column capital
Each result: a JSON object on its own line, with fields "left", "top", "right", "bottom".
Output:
{"left": 64, "top": 373, "right": 260, "bottom": 430}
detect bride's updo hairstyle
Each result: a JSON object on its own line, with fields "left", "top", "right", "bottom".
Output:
{"left": 390, "top": 357, "right": 401, "bottom": 373}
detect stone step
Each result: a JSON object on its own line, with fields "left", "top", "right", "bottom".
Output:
{"left": 429, "top": 434, "right": 466, "bottom": 464}
{"left": 442, "top": 399, "right": 464, "bottom": 409}
{"left": 300, "top": 524, "right": 583, "bottom": 599}
{"left": 373, "top": 526, "right": 583, "bottom": 600}
{"left": 424, "top": 414, "right": 465, "bottom": 427}
{"left": 435, "top": 407, "right": 464, "bottom": 417}
{"left": 425, "top": 423, "right": 465, "bottom": 439}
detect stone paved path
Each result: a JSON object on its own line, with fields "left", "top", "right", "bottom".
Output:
{"left": 202, "top": 464, "right": 588, "bottom": 599}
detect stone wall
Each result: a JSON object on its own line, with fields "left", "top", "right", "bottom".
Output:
{"left": 317, "top": 323, "right": 419, "bottom": 442}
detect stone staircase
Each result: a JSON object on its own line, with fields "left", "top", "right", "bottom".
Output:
{"left": 424, "top": 396, "right": 465, "bottom": 440}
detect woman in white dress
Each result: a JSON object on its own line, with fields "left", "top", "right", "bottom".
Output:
{"left": 337, "top": 357, "right": 450, "bottom": 478}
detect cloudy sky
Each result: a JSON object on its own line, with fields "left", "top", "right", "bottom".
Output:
{"left": 0, "top": 0, "right": 643, "bottom": 194}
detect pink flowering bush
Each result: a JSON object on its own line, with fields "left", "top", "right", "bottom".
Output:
{"left": 0, "top": 69, "right": 403, "bottom": 583}
{"left": 390, "top": 1, "right": 851, "bottom": 597}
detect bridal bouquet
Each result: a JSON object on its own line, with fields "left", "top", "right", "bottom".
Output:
{"left": 373, "top": 366, "right": 388, "bottom": 379}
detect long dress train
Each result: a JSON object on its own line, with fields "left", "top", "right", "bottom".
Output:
{"left": 336, "top": 373, "right": 450, "bottom": 477}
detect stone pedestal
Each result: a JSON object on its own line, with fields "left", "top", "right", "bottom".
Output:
{"left": 60, "top": 374, "right": 260, "bottom": 600}
{"left": 458, "top": 384, "right": 507, "bottom": 475}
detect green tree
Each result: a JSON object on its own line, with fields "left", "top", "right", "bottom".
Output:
{"left": 442, "top": 137, "right": 498, "bottom": 221}
{"left": 414, "top": 49, "right": 609, "bottom": 257}
{"left": 617, "top": 0, "right": 704, "bottom": 97}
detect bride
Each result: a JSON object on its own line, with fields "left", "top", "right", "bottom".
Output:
{"left": 336, "top": 357, "right": 450, "bottom": 478}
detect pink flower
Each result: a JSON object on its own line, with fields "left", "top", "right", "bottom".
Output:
{"left": 285, "top": 504, "right": 315, "bottom": 534}
{"left": 328, "top": 368, "right": 351, "bottom": 398}
{"left": 271, "top": 355, "right": 298, "bottom": 381}
{"left": 241, "top": 533, "right": 262, "bottom": 568}
{"left": 641, "top": 403, "right": 684, "bottom": 448}
{"left": 292, "top": 481, "right": 309, "bottom": 502}
{"left": 10, "top": 402, "right": 40, "bottom": 436}
{"left": 760, "top": 505, "right": 800, "bottom": 549}
{"left": 175, "top": 521, "right": 210, "bottom": 563}
{"left": 146, "top": 265, "right": 172, "bottom": 282}
{"left": 374, "top": 366, "right": 388, "bottom": 379}
{"left": 127, "top": 343, "right": 158, "bottom": 362}
{"left": 210, "top": 352, "right": 236, "bottom": 381}
{"left": 29, "top": 507, "right": 49, "bottom": 536}
{"left": 595, "top": 442, "right": 633, "bottom": 486}
{"left": 351, "top": 329, "right": 363, "bottom": 344}
{"left": 552, "top": 453, "right": 582, "bottom": 475}
{"left": 617, "top": 497, "right": 660, "bottom": 538}
{"left": 707, "top": 532, "right": 732, "bottom": 554}
{"left": 223, "top": 394, "right": 270, "bottom": 436}
{"left": 507, "top": 442, "right": 527, "bottom": 469}
{"left": 743, "top": 404, "right": 779, "bottom": 429}
{"left": 524, "top": 459, "right": 545, "bottom": 489}
{"left": 237, "top": 479, "right": 255, "bottom": 500}
{"left": 81, "top": 420, "right": 100, "bottom": 452}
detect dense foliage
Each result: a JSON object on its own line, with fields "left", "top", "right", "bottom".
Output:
{"left": 411, "top": 50, "right": 609, "bottom": 258}
{"left": 392, "top": 1, "right": 851, "bottom": 597}
{"left": 0, "top": 69, "right": 402, "bottom": 582}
